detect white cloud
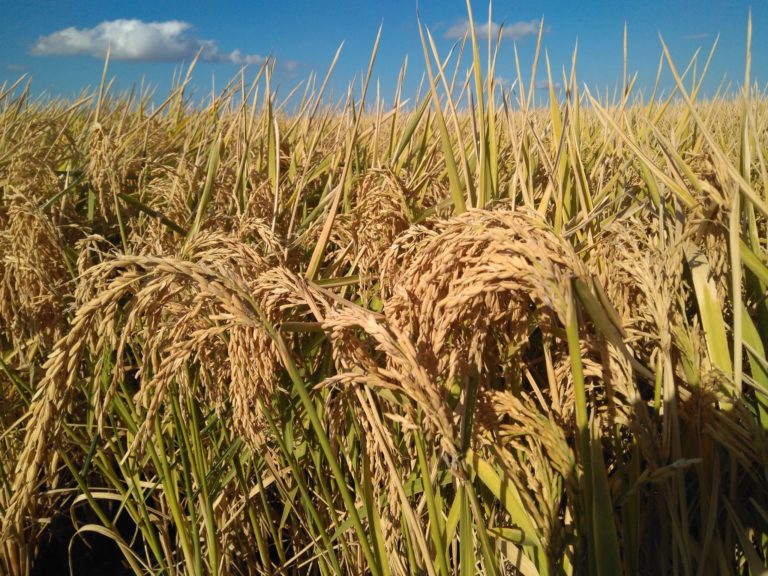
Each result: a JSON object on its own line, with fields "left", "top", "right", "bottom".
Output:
{"left": 228, "top": 49, "right": 265, "bottom": 66}
{"left": 536, "top": 80, "right": 562, "bottom": 91}
{"left": 444, "top": 18, "right": 545, "bottom": 41}
{"left": 31, "top": 19, "right": 265, "bottom": 66}
{"left": 283, "top": 60, "right": 300, "bottom": 72}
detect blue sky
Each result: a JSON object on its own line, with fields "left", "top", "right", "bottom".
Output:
{"left": 1, "top": 1, "right": 765, "bottom": 106}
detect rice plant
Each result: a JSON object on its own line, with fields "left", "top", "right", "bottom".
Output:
{"left": 1, "top": 5, "right": 767, "bottom": 575}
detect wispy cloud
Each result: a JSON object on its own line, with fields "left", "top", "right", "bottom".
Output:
{"left": 283, "top": 60, "right": 301, "bottom": 73}
{"left": 444, "top": 18, "right": 545, "bottom": 41}
{"left": 536, "top": 80, "right": 562, "bottom": 91}
{"left": 683, "top": 32, "right": 711, "bottom": 41}
{"left": 31, "top": 19, "right": 265, "bottom": 65}
{"left": 4, "top": 64, "right": 26, "bottom": 72}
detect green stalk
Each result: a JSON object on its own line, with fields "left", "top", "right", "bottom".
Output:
{"left": 306, "top": 27, "right": 381, "bottom": 280}
{"left": 262, "top": 406, "right": 344, "bottom": 574}
{"left": 417, "top": 15, "right": 466, "bottom": 214}
{"left": 565, "top": 287, "right": 593, "bottom": 571}
{"left": 415, "top": 432, "right": 450, "bottom": 576}
{"left": 187, "top": 134, "right": 222, "bottom": 241}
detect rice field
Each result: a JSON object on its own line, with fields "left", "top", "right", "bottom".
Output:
{"left": 1, "top": 10, "right": 768, "bottom": 576}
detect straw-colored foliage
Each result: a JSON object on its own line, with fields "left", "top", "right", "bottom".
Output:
{"left": 1, "top": 12, "right": 768, "bottom": 575}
